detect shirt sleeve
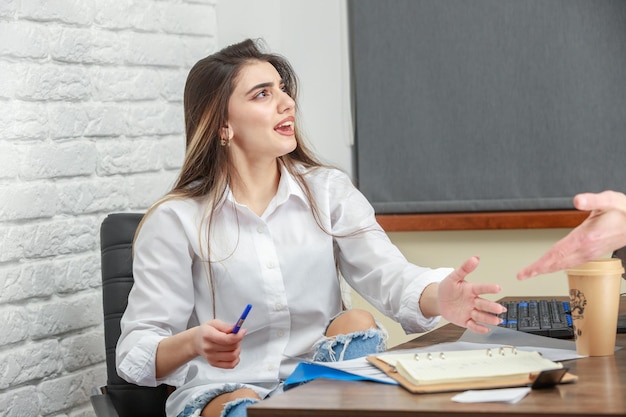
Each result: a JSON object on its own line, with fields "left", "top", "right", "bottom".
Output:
{"left": 328, "top": 172, "right": 453, "bottom": 334}
{"left": 116, "top": 203, "right": 196, "bottom": 387}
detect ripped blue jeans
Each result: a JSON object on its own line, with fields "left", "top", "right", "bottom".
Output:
{"left": 220, "top": 397, "right": 259, "bottom": 417}
{"left": 312, "top": 326, "right": 388, "bottom": 362}
{"left": 178, "top": 326, "right": 387, "bottom": 417}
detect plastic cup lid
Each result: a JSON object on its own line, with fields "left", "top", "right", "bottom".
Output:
{"left": 566, "top": 258, "right": 625, "bottom": 275}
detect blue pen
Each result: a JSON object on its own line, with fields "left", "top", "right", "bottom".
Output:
{"left": 232, "top": 304, "right": 252, "bottom": 334}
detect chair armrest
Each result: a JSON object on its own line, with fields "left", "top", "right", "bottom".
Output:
{"left": 90, "top": 386, "right": 120, "bottom": 417}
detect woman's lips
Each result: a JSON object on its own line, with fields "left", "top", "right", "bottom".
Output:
{"left": 274, "top": 118, "right": 294, "bottom": 135}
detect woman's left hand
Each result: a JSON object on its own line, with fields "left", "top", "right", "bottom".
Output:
{"left": 437, "top": 256, "right": 506, "bottom": 334}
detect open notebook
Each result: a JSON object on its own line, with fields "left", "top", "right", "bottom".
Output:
{"left": 367, "top": 346, "right": 577, "bottom": 394}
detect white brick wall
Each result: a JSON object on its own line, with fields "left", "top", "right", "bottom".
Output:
{"left": 0, "top": 1, "right": 216, "bottom": 416}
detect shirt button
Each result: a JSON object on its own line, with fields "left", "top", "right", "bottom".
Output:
{"left": 277, "top": 330, "right": 284, "bottom": 337}
{"left": 266, "top": 261, "right": 275, "bottom": 269}
{"left": 257, "top": 225, "right": 264, "bottom": 233}
{"left": 274, "top": 303, "right": 283, "bottom": 311}
{"left": 267, "top": 364, "right": 275, "bottom": 371}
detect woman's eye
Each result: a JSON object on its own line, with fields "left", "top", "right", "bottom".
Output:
{"left": 254, "top": 90, "right": 268, "bottom": 99}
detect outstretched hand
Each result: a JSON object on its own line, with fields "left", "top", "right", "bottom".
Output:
{"left": 437, "top": 256, "right": 506, "bottom": 334}
{"left": 517, "top": 191, "right": 626, "bottom": 280}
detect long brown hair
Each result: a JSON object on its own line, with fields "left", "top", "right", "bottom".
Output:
{"left": 138, "top": 39, "right": 329, "bottom": 315}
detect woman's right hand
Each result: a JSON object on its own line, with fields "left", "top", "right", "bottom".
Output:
{"left": 156, "top": 319, "right": 246, "bottom": 378}
{"left": 194, "top": 320, "right": 247, "bottom": 369}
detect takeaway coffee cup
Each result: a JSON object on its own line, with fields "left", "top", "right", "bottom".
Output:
{"left": 566, "top": 258, "right": 624, "bottom": 356}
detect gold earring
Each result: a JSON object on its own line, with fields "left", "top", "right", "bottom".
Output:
{"left": 220, "top": 127, "right": 232, "bottom": 146}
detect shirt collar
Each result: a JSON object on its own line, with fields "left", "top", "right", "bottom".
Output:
{"left": 223, "top": 163, "right": 310, "bottom": 209}
{"left": 274, "top": 163, "right": 309, "bottom": 208}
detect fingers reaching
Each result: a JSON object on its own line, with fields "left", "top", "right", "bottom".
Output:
{"left": 463, "top": 301, "right": 507, "bottom": 334}
{"left": 574, "top": 190, "right": 620, "bottom": 212}
{"left": 519, "top": 191, "right": 626, "bottom": 280}
{"left": 438, "top": 256, "right": 506, "bottom": 334}
{"left": 470, "top": 283, "right": 504, "bottom": 297}
{"left": 445, "top": 256, "right": 480, "bottom": 285}
{"left": 517, "top": 250, "right": 564, "bottom": 280}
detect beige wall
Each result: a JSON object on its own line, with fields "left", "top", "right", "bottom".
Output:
{"left": 351, "top": 227, "right": 626, "bottom": 347}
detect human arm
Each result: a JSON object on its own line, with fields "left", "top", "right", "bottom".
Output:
{"left": 517, "top": 190, "right": 626, "bottom": 280}
{"left": 326, "top": 170, "right": 504, "bottom": 334}
{"left": 116, "top": 203, "right": 246, "bottom": 386}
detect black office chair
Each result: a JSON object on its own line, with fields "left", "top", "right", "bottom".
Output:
{"left": 612, "top": 247, "right": 626, "bottom": 278}
{"left": 91, "top": 213, "right": 171, "bottom": 417}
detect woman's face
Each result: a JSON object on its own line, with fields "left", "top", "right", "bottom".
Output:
{"left": 226, "top": 60, "right": 297, "bottom": 163}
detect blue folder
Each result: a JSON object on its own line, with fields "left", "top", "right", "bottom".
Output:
{"left": 284, "top": 362, "right": 397, "bottom": 390}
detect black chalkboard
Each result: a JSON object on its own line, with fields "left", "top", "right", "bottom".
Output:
{"left": 349, "top": 0, "right": 626, "bottom": 214}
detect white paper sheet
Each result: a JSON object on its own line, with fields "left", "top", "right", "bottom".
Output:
{"left": 451, "top": 387, "right": 531, "bottom": 403}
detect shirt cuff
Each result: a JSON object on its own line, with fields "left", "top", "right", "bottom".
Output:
{"left": 117, "top": 333, "right": 188, "bottom": 387}
{"left": 398, "top": 267, "right": 453, "bottom": 334}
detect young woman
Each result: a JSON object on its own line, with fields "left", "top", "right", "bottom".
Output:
{"left": 116, "top": 38, "right": 506, "bottom": 417}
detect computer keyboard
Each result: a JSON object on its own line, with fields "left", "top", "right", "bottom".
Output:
{"left": 497, "top": 299, "right": 574, "bottom": 339}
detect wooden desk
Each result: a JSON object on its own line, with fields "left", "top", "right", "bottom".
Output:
{"left": 248, "top": 297, "right": 626, "bottom": 417}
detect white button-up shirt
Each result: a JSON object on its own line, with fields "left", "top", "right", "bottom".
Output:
{"left": 116, "top": 164, "right": 452, "bottom": 416}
